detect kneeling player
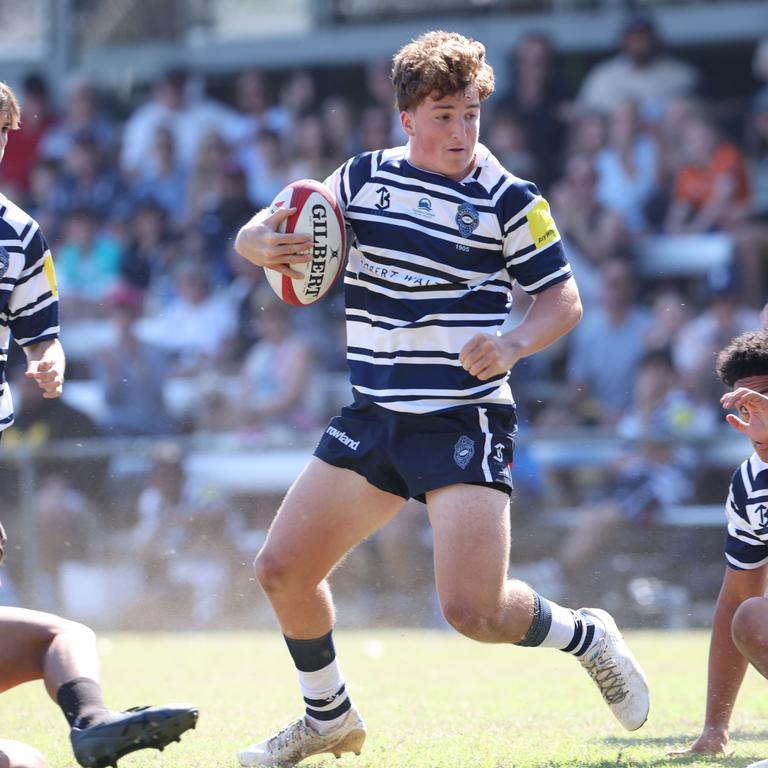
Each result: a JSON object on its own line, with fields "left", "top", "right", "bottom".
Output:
{"left": 669, "top": 329, "right": 768, "bottom": 768}
{"left": 0, "top": 523, "right": 198, "bottom": 768}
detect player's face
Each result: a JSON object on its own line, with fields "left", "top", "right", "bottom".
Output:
{"left": 734, "top": 375, "right": 768, "bottom": 461}
{"left": 401, "top": 86, "right": 480, "bottom": 181}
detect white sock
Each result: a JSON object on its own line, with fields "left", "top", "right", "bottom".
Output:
{"left": 297, "top": 659, "right": 351, "bottom": 735}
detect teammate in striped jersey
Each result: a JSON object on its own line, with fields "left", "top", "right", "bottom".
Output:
{"left": 0, "top": 81, "right": 198, "bottom": 768}
{"left": 236, "top": 31, "right": 649, "bottom": 767}
{"left": 669, "top": 330, "right": 768, "bottom": 767}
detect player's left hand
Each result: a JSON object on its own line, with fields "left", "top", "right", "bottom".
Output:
{"left": 459, "top": 333, "right": 522, "bottom": 381}
{"left": 721, "top": 387, "right": 768, "bottom": 435}
{"left": 25, "top": 359, "right": 64, "bottom": 399}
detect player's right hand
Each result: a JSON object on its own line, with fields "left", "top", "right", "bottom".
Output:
{"left": 235, "top": 207, "right": 312, "bottom": 279}
{"left": 666, "top": 728, "right": 728, "bottom": 756}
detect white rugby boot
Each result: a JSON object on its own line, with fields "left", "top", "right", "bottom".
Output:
{"left": 747, "top": 761, "right": 768, "bottom": 767}
{"left": 238, "top": 707, "right": 366, "bottom": 767}
{"left": 577, "top": 608, "right": 650, "bottom": 731}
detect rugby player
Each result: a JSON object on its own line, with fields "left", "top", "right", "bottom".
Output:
{"left": 235, "top": 30, "right": 650, "bottom": 767}
{"left": 0, "top": 80, "right": 198, "bottom": 768}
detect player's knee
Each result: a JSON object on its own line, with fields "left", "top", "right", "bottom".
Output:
{"left": 440, "top": 598, "right": 496, "bottom": 641}
{"left": 732, "top": 597, "right": 768, "bottom": 654}
{"left": 56, "top": 618, "right": 97, "bottom": 650}
{"left": 0, "top": 740, "right": 48, "bottom": 768}
{"left": 254, "top": 549, "right": 294, "bottom": 594}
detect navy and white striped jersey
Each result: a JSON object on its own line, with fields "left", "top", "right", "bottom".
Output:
{"left": 324, "top": 143, "right": 572, "bottom": 414}
{"left": 0, "top": 193, "right": 60, "bottom": 431}
{"left": 724, "top": 452, "right": 768, "bottom": 570}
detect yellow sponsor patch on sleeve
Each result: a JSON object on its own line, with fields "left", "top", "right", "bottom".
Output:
{"left": 43, "top": 252, "right": 58, "bottom": 297}
{"left": 526, "top": 199, "right": 559, "bottom": 250}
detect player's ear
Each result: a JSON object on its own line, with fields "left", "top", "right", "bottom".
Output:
{"left": 401, "top": 110, "right": 415, "bottom": 137}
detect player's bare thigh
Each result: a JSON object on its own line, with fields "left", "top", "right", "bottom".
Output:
{"left": 426, "top": 483, "right": 514, "bottom": 608}
{"left": 257, "top": 457, "right": 404, "bottom": 587}
{"left": 0, "top": 740, "right": 47, "bottom": 768}
{"left": 0, "top": 607, "right": 73, "bottom": 692}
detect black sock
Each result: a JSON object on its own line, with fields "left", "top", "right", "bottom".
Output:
{"left": 283, "top": 631, "right": 336, "bottom": 672}
{"left": 56, "top": 677, "right": 112, "bottom": 729}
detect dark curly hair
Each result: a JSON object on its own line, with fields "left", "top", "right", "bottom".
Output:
{"left": 392, "top": 31, "right": 495, "bottom": 112}
{"left": 716, "top": 329, "right": 768, "bottom": 388}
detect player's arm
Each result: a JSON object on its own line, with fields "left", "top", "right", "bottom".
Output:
{"left": 459, "top": 276, "right": 582, "bottom": 381}
{"left": 670, "top": 564, "right": 768, "bottom": 755}
{"left": 235, "top": 207, "right": 312, "bottom": 279}
{"left": 23, "top": 338, "right": 65, "bottom": 399}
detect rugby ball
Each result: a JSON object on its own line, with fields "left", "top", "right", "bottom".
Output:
{"left": 265, "top": 179, "right": 346, "bottom": 306}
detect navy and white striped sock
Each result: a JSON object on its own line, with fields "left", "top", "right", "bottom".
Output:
{"left": 515, "top": 592, "right": 604, "bottom": 657}
{"left": 284, "top": 631, "right": 351, "bottom": 735}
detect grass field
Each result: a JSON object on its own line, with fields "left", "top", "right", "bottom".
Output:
{"left": 3, "top": 629, "right": 768, "bottom": 768}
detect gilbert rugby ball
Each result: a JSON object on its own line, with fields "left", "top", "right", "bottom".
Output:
{"left": 265, "top": 179, "right": 346, "bottom": 306}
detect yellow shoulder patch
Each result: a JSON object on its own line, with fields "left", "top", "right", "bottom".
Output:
{"left": 43, "top": 252, "right": 58, "bottom": 297}
{"left": 526, "top": 199, "right": 559, "bottom": 250}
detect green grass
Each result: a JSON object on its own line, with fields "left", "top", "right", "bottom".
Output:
{"left": 3, "top": 629, "right": 768, "bottom": 767}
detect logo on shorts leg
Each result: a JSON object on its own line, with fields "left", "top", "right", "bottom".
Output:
{"left": 454, "top": 435, "right": 475, "bottom": 469}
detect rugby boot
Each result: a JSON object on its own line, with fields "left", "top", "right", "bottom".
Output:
{"left": 238, "top": 706, "right": 366, "bottom": 767}
{"left": 70, "top": 703, "right": 199, "bottom": 768}
{"left": 577, "top": 608, "right": 650, "bottom": 731}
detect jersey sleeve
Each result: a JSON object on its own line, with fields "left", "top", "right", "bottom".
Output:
{"left": 724, "top": 467, "right": 768, "bottom": 570}
{"left": 7, "top": 229, "right": 60, "bottom": 346}
{"left": 500, "top": 180, "right": 571, "bottom": 294}
{"left": 324, "top": 152, "right": 375, "bottom": 220}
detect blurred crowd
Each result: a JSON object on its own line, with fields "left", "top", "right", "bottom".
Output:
{"left": 2, "top": 16, "right": 768, "bottom": 625}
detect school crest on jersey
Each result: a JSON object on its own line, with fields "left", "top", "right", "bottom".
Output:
{"left": 0, "top": 247, "right": 8, "bottom": 279}
{"left": 455, "top": 202, "right": 479, "bottom": 238}
{"left": 454, "top": 435, "right": 475, "bottom": 469}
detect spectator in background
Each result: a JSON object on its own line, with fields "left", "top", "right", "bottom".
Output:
{"left": 128, "top": 125, "right": 188, "bottom": 228}
{"left": 242, "top": 128, "right": 290, "bottom": 208}
{"left": 672, "top": 266, "right": 759, "bottom": 404}
{"left": 89, "top": 284, "right": 177, "bottom": 437}
{"left": 525, "top": 349, "right": 703, "bottom": 599}
{"left": 502, "top": 33, "right": 572, "bottom": 190}
{"left": 185, "top": 129, "right": 234, "bottom": 229}
{"left": 566, "top": 257, "right": 651, "bottom": 425}
{"left": 664, "top": 109, "right": 751, "bottom": 234}
{"left": 39, "top": 75, "right": 116, "bottom": 163}
{"left": 322, "top": 95, "right": 359, "bottom": 159}
{"left": 549, "top": 153, "right": 627, "bottom": 305}
{"left": 732, "top": 89, "right": 768, "bottom": 308}
{"left": 594, "top": 99, "right": 660, "bottom": 233}
{"left": 237, "top": 289, "right": 318, "bottom": 437}
{"left": 196, "top": 162, "right": 254, "bottom": 285}
{"left": 0, "top": 73, "right": 57, "bottom": 194}
{"left": 565, "top": 110, "right": 607, "bottom": 160}
{"left": 363, "top": 59, "right": 408, "bottom": 146}
{"left": 55, "top": 206, "right": 122, "bottom": 319}
{"left": 286, "top": 113, "right": 339, "bottom": 183}
{"left": 25, "top": 158, "right": 62, "bottom": 240}
{"left": 576, "top": 14, "right": 699, "bottom": 123}
{"left": 231, "top": 69, "right": 291, "bottom": 144}
{"left": 51, "top": 131, "right": 125, "bottom": 221}
{"left": 357, "top": 105, "right": 395, "bottom": 152}
{"left": 484, "top": 109, "right": 538, "bottom": 183}
{"left": 120, "top": 67, "right": 241, "bottom": 178}
{"left": 119, "top": 198, "right": 176, "bottom": 293}
{"left": 139, "top": 258, "right": 237, "bottom": 376}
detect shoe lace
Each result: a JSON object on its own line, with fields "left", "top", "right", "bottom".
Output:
{"left": 268, "top": 719, "right": 314, "bottom": 753}
{"left": 581, "top": 642, "right": 628, "bottom": 705}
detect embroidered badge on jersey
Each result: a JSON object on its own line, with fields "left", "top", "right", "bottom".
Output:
{"left": 0, "top": 247, "right": 8, "bottom": 279}
{"left": 526, "top": 199, "right": 559, "bottom": 250}
{"left": 454, "top": 435, "right": 475, "bottom": 469}
{"left": 456, "top": 202, "right": 479, "bottom": 237}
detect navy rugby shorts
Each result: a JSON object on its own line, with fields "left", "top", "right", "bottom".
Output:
{"left": 313, "top": 391, "right": 516, "bottom": 502}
